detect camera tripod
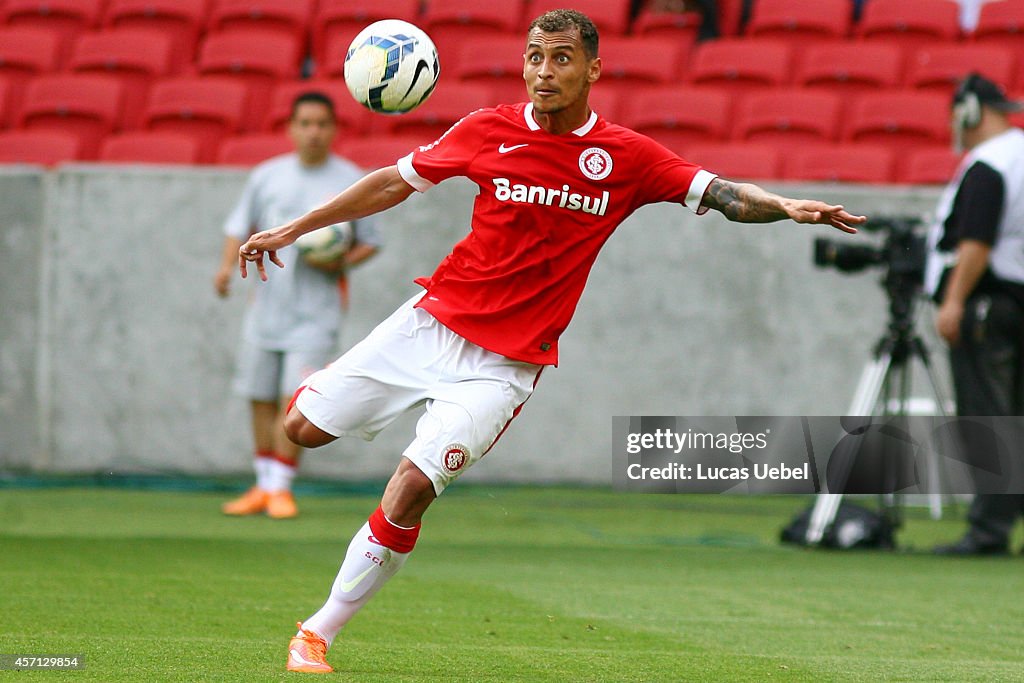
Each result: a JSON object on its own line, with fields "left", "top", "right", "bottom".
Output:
{"left": 804, "top": 279, "right": 954, "bottom": 545}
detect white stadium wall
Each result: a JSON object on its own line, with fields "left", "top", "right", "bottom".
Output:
{"left": 0, "top": 165, "right": 946, "bottom": 484}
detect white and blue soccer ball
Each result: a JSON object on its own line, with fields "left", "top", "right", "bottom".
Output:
{"left": 294, "top": 223, "right": 354, "bottom": 267}
{"left": 343, "top": 19, "right": 440, "bottom": 114}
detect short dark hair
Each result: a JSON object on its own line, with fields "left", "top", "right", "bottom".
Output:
{"left": 528, "top": 9, "right": 599, "bottom": 59}
{"left": 290, "top": 91, "right": 336, "bottom": 120}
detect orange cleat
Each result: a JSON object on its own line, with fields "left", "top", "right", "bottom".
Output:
{"left": 287, "top": 622, "right": 333, "bottom": 674}
{"left": 221, "top": 486, "right": 269, "bottom": 516}
{"left": 266, "top": 490, "right": 298, "bottom": 519}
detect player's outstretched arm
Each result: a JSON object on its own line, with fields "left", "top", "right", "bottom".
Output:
{"left": 240, "top": 165, "right": 414, "bottom": 281}
{"left": 701, "top": 178, "right": 865, "bottom": 234}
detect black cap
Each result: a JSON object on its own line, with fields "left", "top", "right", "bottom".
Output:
{"left": 953, "top": 72, "right": 1023, "bottom": 113}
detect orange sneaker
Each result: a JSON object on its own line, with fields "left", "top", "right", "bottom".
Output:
{"left": 287, "top": 622, "right": 333, "bottom": 674}
{"left": 266, "top": 490, "right": 298, "bottom": 519}
{"left": 221, "top": 486, "right": 268, "bottom": 516}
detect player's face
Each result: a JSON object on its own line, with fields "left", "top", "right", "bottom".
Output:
{"left": 523, "top": 28, "right": 600, "bottom": 116}
{"left": 289, "top": 102, "right": 336, "bottom": 164}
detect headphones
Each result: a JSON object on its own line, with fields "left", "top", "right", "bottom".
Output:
{"left": 953, "top": 74, "right": 983, "bottom": 131}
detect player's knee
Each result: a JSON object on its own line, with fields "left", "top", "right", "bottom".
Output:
{"left": 284, "top": 409, "right": 334, "bottom": 448}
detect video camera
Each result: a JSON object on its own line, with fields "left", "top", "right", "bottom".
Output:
{"left": 814, "top": 216, "right": 927, "bottom": 287}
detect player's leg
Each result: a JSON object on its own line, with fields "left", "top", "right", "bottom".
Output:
{"left": 223, "top": 345, "right": 285, "bottom": 516}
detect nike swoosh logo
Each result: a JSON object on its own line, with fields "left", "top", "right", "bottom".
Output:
{"left": 401, "top": 59, "right": 432, "bottom": 100}
{"left": 337, "top": 565, "right": 375, "bottom": 592}
{"left": 498, "top": 143, "right": 529, "bottom": 154}
{"left": 289, "top": 648, "right": 322, "bottom": 668}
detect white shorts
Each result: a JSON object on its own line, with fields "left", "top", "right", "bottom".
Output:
{"left": 294, "top": 294, "right": 544, "bottom": 494}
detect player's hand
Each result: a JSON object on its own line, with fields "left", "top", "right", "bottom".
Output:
{"left": 239, "top": 228, "right": 289, "bottom": 281}
{"left": 786, "top": 200, "right": 866, "bottom": 234}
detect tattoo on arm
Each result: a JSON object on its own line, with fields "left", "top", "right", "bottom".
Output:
{"left": 703, "top": 178, "right": 788, "bottom": 223}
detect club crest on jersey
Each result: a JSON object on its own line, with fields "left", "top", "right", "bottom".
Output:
{"left": 441, "top": 443, "right": 470, "bottom": 473}
{"left": 579, "top": 147, "right": 613, "bottom": 181}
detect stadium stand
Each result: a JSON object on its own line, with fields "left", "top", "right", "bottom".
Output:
{"left": 310, "top": 0, "right": 421, "bottom": 75}
{"left": 972, "top": 0, "right": 1024, "bottom": 59}
{"left": 142, "top": 76, "right": 248, "bottom": 162}
{"left": 0, "top": 26, "right": 63, "bottom": 123}
{"left": 619, "top": 86, "right": 733, "bottom": 153}
{"left": 207, "top": 0, "right": 314, "bottom": 48}
{"left": 794, "top": 42, "right": 904, "bottom": 97}
{"left": 0, "top": 129, "right": 82, "bottom": 164}
{"left": 454, "top": 35, "right": 528, "bottom": 105}
{"left": 687, "top": 39, "right": 792, "bottom": 95}
{"left": 856, "top": 0, "right": 962, "bottom": 49}
{"left": 685, "top": 142, "right": 783, "bottom": 181}
{"left": 587, "top": 87, "right": 621, "bottom": 122}
{"left": 785, "top": 144, "right": 896, "bottom": 183}
{"left": 1, "top": 0, "right": 105, "bottom": 63}
{"left": 216, "top": 132, "right": 293, "bottom": 165}
{"left": 337, "top": 134, "right": 430, "bottom": 171}
{"left": 896, "top": 145, "right": 962, "bottom": 185}
{"left": 98, "top": 131, "right": 203, "bottom": 164}
{"left": 631, "top": 7, "right": 701, "bottom": 46}
{"left": 262, "top": 79, "right": 368, "bottom": 134}
{"left": 102, "top": 0, "right": 210, "bottom": 74}
{"left": 68, "top": 28, "right": 176, "bottom": 129}
{"left": 745, "top": 0, "right": 852, "bottom": 45}
{"left": 844, "top": 90, "right": 952, "bottom": 150}
{"left": 18, "top": 74, "right": 124, "bottom": 158}
{"left": 423, "top": 0, "right": 523, "bottom": 78}
{"left": 384, "top": 81, "right": 494, "bottom": 138}
{"left": 598, "top": 37, "right": 688, "bottom": 84}
{"left": 195, "top": 29, "right": 302, "bottom": 131}
{"left": 905, "top": 44, "right": 1016, "bottom": 95}
{"left": 0, "top": 76, "right": 12, "bottom": 129}
{"left": 734, "top": 90, "right": 843, "bottom": 145}
{"left": 529, "top": 0, "right": 630, "bottom": 35}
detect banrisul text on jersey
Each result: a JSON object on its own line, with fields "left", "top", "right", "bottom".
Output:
{"left": 492, "top": 178, "right": 610, "bottom": 216}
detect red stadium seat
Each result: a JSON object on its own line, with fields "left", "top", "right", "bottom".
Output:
{"left": 844, "top": 90, "right": 952, "bottom": 150}
{"left": 0, "top": 76, "right": 13, "bottom": 128}
{"left": 973, "top": 0, "right": 1024, "bottom": 60}
{"left": 896, "top": 145, "right": 963, "bottom": 185}
{"left": 262, "top": 79, "right": 369, "bottom": 134}
{"left": 68, "top": 28, "right": 175, "bottom": 129}
{"left": 216, "top": 132, "right": 293, "bottom": 165}
{"left": 632, "top": 9, "right": 701, "bottom": 47}
{"left": 588, "top": 87, "right": 621, "bottom": 122}
{"left": 746, "top": 0, "right": 852, "bottom": 45}
{"left": 18, "top": 74, "right": 124, "bottom": 158}
{"left": 684, "top": 142, "right": 783, "bottom": 181}
{"left": 207, "top": 0, "right": 314, "bottom": 47}
{"left": 310, "top": 0, "right": 421, "bottom": 75}
{"left": 98, "top": 131, "right": 202, "bottom": 164}
{"left": 598, "top": 37, "right": 688, "bottom": 84}
{"left": 196, "top": 29, "right": 302, "bottom": 131}
{"left": 0, "top": 26, "right": 63, "bottom": 122}
{"left": 529, "top": 0, "right": 631, "bottom": 35}
{"left": 734, "top": 90, "right": 843, "bottom": 144}
{"left": 856, "top": 0, "right": 962, "bottom": 49}
{"left": 384, "top": 82, "right": 493, "bottom": 138}
{"left": 1, "top": 0, "right": 104, "bottom": 63}
{"left": 619, "top": 86, "right": 733, "bottom": 153}
{"left": 687, "top": 39, "right": 792, "bottom": 95}
{"left": 785, "top": 144, "right": 896, "bottom": 183}
{"left": 103, "top": 0, "right": 210, "bottom": 73}
{"left": 423, "top": 0, "right": 523, "bottom": 77}
{"left": 454, "top": 35, "right": 527, "bottom": 105}
{"left": 795, "top": 42, "right": 904, "bottom": 97}
{"left": 905, "top": 44, "right": 1016, "bottom": 95}
{"left": 142, "top": 76, "right": 248, "bottom": 162}
{"left": 0, "top": 129, "right": 81, "bottom": 164}
{"left": 336, "top": 134, "right": 430, "bottom": 171}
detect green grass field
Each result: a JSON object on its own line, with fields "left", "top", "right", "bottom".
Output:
{"left": 1, "top": 486, "right": 1022, "bottom": 682}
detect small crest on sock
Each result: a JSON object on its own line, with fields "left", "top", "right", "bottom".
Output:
{"left": 441, "top": 442, "right": 470, "bottom": 473}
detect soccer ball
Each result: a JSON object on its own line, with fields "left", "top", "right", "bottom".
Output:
{"left": 343, "top": 19, "right": 440, "bottom": 114}
{"left": 294, "top": 223, "right": 354, "bottom": 267}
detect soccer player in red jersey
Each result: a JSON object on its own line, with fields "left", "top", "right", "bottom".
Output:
{"left": 240, "top": 9, "right": 867, "bottom": 673}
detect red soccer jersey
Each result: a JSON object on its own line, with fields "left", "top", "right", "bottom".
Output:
{"left": 397, "top": 102, "right": 716, "bottom": 365}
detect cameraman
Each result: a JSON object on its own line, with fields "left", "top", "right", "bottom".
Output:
{"left": 925, "top": 73, "right": 1024, "bottom": 555}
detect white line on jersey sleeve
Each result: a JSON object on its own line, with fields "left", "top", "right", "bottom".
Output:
{"left": 397, "top": 153, "right": 434, "bottom": 193}
{"left": 686, "top": 169, "right": 717, "bottom": 215}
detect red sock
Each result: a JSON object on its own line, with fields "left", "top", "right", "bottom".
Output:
{"left": 368, "top": 505, "right": 421, "bottom": 553}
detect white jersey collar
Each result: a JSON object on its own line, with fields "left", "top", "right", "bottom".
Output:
{"left": 524, "top": 102, "right": 599, "bottom": 137}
